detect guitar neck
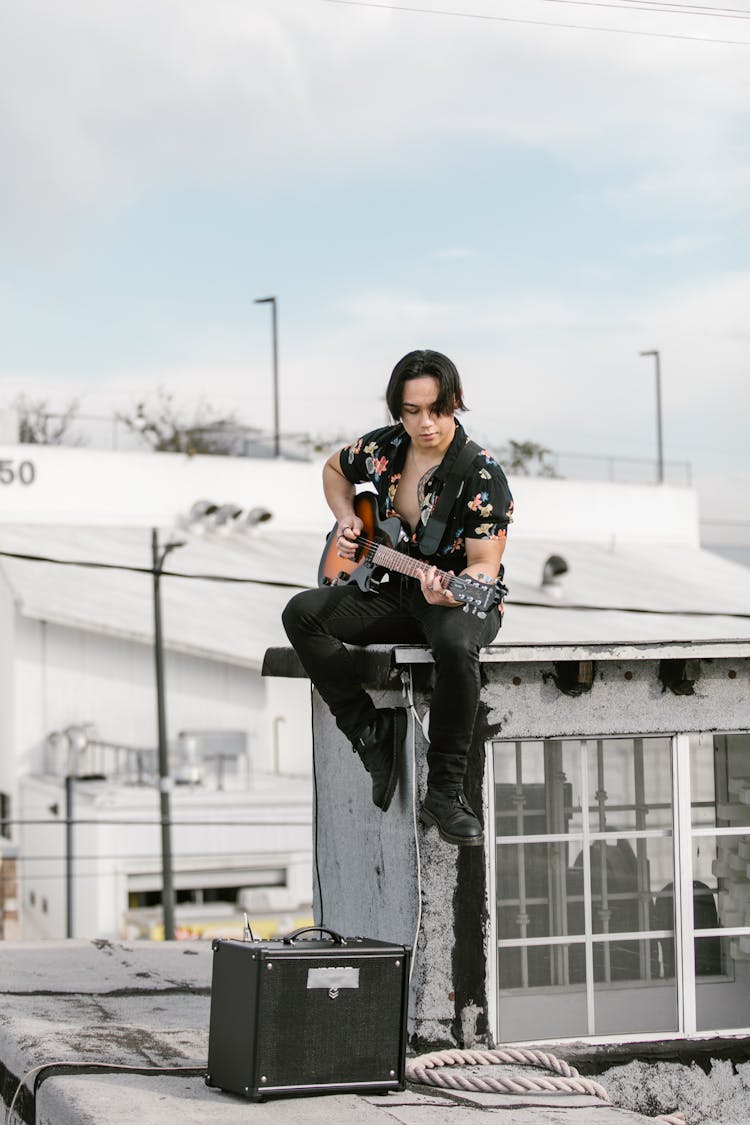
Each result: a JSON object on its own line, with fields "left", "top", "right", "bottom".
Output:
{"left": 369, "top": 542, "right": 453, "bottom": 589}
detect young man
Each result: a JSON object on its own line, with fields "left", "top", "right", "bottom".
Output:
{"left": 282, "top": 350, "right": 513, "bottom": 846}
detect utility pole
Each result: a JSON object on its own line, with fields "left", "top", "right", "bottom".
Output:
{"left": 639, "top": 349, "right": 664, "bottom": 484}
{"left": 151, "top": 529, "right": 185, "bottom": 940}
{"left": 254, "top": 296, "right": 280, "bottom": 457}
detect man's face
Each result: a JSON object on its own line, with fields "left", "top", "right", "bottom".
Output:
{"left": 399, "top": 376, "right": 456, "bottom": 458}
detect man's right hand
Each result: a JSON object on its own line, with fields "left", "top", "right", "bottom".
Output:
{"left": 336, "top": 518, "right": 363, "bottom": 561}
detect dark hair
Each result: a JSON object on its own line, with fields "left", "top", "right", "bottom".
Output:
{"left": 385, "top": 350, "right": 467, "bottom": 420}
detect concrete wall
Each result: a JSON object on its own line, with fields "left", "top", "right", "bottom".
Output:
{"left": 310, "top": 662, "right": 494, "bottom": 1050}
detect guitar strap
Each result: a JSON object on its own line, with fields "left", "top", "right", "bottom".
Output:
{"left": 418, "top": 438, "right": 481, "bottom": 557}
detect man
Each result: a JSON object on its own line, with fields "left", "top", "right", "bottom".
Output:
{"left": 282, "top": 350, "right": 513, "bottom": 846}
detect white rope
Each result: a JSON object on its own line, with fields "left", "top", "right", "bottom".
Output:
{"left": 405, "top": 1047, "right": 609, "bottom": 1100}
{"left": 405, "top": 1048, "right": 688, "bottom": 1124}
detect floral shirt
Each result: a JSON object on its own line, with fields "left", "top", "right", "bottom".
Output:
{"left": 339, "top": 420, "right": 513, "bottom": 573}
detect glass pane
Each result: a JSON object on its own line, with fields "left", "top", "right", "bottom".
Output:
{"left": 690, "top": 733, "right": 750, "bottom": 829}
{"left": 494, "top": 740, "right": 584, "bottom": 838}
{"left": 497, "top": 839, "right": 586, "bottom": 942}
{"left": 691, "top": 834, "right": 750, "bottom": 929}
{"left": 594, "top": 940, "right": 678, "bottom": 1034}
{"left": 587, "top": 737, "right": 672, "bottom": 832}
{"left": 498, "top": 942, "right": 588, "bottom": 1041}
{"left": 696, "top": 936, "right": 750, "bottom": 1032}
{"left": 579, "top": 835, "right": 674, "bottom": 936}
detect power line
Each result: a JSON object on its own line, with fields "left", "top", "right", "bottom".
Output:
{"left": 546, "top": 0, "right": 750, "bottom": 19}
{"left": 5, "top": 817, "right": 310, "bottom": 828}
{"left": 323, "top": 0, "right": 750, "bottom": 43}
{"left": 0, "top": 548, "right": 310, "bottom": 590}
{"left": 606, "top": 0, "right": 750, "bottom": 14}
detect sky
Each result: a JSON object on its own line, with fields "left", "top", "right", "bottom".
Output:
{"left": 2, "top": 0, "right": 749, "bottom": 541}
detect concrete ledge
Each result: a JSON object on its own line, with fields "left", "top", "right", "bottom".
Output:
{"left": 263, "top": 644, "right": 402, "bottom": 689}
{"left": 0, "top": 941, "right": 657, "bottom": 1125}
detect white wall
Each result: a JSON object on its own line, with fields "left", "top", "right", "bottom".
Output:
{"left": 510, "top": 476, "right": 700, "bottom": 547}
{"left": 0, "top": 576, "right": 15, "bottom": 800}
{"left": 12, "top": 614, "right": 311, "bottom": 780}
{"left": 18, "top": 776, "right": 313, "bottom": 940}
{"left": 0, "top": 443, "right": 701, "bottom": 547}
{"left": 0, "top": 443, "right": 330, "bottom": 531}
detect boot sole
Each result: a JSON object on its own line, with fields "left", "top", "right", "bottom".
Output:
{"left": 419, "top": 806, "right": 484, "bottom": 847}
{"left": 378, "top": 708, "right": 407, "bottom": 812}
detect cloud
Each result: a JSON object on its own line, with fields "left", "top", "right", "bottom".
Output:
{"left": 2, "top": 0, "right": 748, "bottom": 249}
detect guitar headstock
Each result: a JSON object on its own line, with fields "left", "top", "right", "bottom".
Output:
{"left": 449, "top": 575, "right": 506, "bottom": 617}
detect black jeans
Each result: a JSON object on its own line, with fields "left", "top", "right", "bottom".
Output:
{"left": 282, "top": 577, "right": 501, "bottom": 790}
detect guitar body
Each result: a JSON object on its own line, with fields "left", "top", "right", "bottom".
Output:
{"left": 317, "top": 492, "right": 404, "bottom": 592}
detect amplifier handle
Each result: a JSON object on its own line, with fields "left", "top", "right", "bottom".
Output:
{"left": 281, "top": 925, "right": 347, "bottom": 946}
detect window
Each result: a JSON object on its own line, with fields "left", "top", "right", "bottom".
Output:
{"left": 491, "top": 733, "right": 750, "bottom": 1043}
{"left": 0, "top": 792, "right": 10, "bottom": 839}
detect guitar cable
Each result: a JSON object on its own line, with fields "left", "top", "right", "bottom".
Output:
{"left": 399, "top": 667, "right": 427, "bottom": 988}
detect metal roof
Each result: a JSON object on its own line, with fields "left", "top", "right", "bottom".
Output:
{"left": 1, "top": 524, "right": 749, "bottom": 670}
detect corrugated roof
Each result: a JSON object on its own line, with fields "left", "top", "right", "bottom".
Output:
{"left": 1, "top": 524, "right": 749, "bottom": 668}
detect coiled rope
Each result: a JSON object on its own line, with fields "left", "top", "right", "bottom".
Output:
{"left": 405, "top": 1048, "right": 686, "bottom": 1124}
{"left": 406, "top": 1049, "right": 609, "bottom": 1099}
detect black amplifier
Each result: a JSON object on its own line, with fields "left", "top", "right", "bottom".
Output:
{"left": 206, "top": 926, "right": 411, "bottom": 1101}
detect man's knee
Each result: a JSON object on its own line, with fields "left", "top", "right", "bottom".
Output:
{"left": 282, "top": 590, "right": 315, "bottom": 638}
{"left": 430, "top": 620, "right": 482, "bottom": 663}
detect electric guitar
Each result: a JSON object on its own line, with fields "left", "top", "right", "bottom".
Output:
{"left": 317, "top": 493, "right": 507, "bottom": 618}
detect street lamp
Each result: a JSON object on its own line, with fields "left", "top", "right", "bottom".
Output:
{"left": 151, "top": 529, "right": 186, "bottom": 941}
{"left": 254, "top": 296, "right": 280, "bottom": 458}
{"left": 639, "top": 349, "right": 664, "bottom": 484}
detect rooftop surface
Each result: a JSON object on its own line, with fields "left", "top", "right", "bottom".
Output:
{"left": 0, "top": 940, "right": 658, "bottom": 1125}
{"left": 2, "top": 522, "right": 750, "bottom": 675}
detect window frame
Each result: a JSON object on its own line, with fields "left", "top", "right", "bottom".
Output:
{"left": 489, "top": 728, "right": 750, "bottom": 1045}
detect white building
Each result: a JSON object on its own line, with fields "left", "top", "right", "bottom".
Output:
{"left": 0, "top": 441, "right": 331, "bottom": 941}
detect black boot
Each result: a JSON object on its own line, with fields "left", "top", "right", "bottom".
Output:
{"left": 419, "top": 788, "right": 484, "bottom": 846}
{"left": 353, "top": 708, "right": 406, "bottom": 811}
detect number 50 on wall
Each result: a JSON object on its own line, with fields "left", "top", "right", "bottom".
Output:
{"left": 0, "top": 459, "right": 36, "bottom": 485}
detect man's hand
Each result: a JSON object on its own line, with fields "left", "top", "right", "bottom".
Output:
{"left": 336, "top": 517, "right": 363, "bottom": 561}
{"left": 418, "top": 564, "right": 460, "bottom": 607}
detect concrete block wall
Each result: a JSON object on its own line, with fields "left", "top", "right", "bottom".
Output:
{"left": 310, "top": 666, "right": 494, "bottom": 1050}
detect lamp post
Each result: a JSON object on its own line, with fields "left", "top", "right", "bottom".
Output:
{"left": 254, "top": 296, "right": 280, "bottom": 458}
{"left": 151, "top": 529, "right": 185, "bottom": 941}
{"left": 639, "top": 349, "right": 664, "bottom": 484}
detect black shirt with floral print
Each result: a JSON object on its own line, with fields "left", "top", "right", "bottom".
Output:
{"left": 339, "top": 419, "right": 513, "bottom": 574}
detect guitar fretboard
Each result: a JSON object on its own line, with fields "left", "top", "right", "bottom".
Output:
{"left": 369, "top": 543, "right": 454, "bottom": 590}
